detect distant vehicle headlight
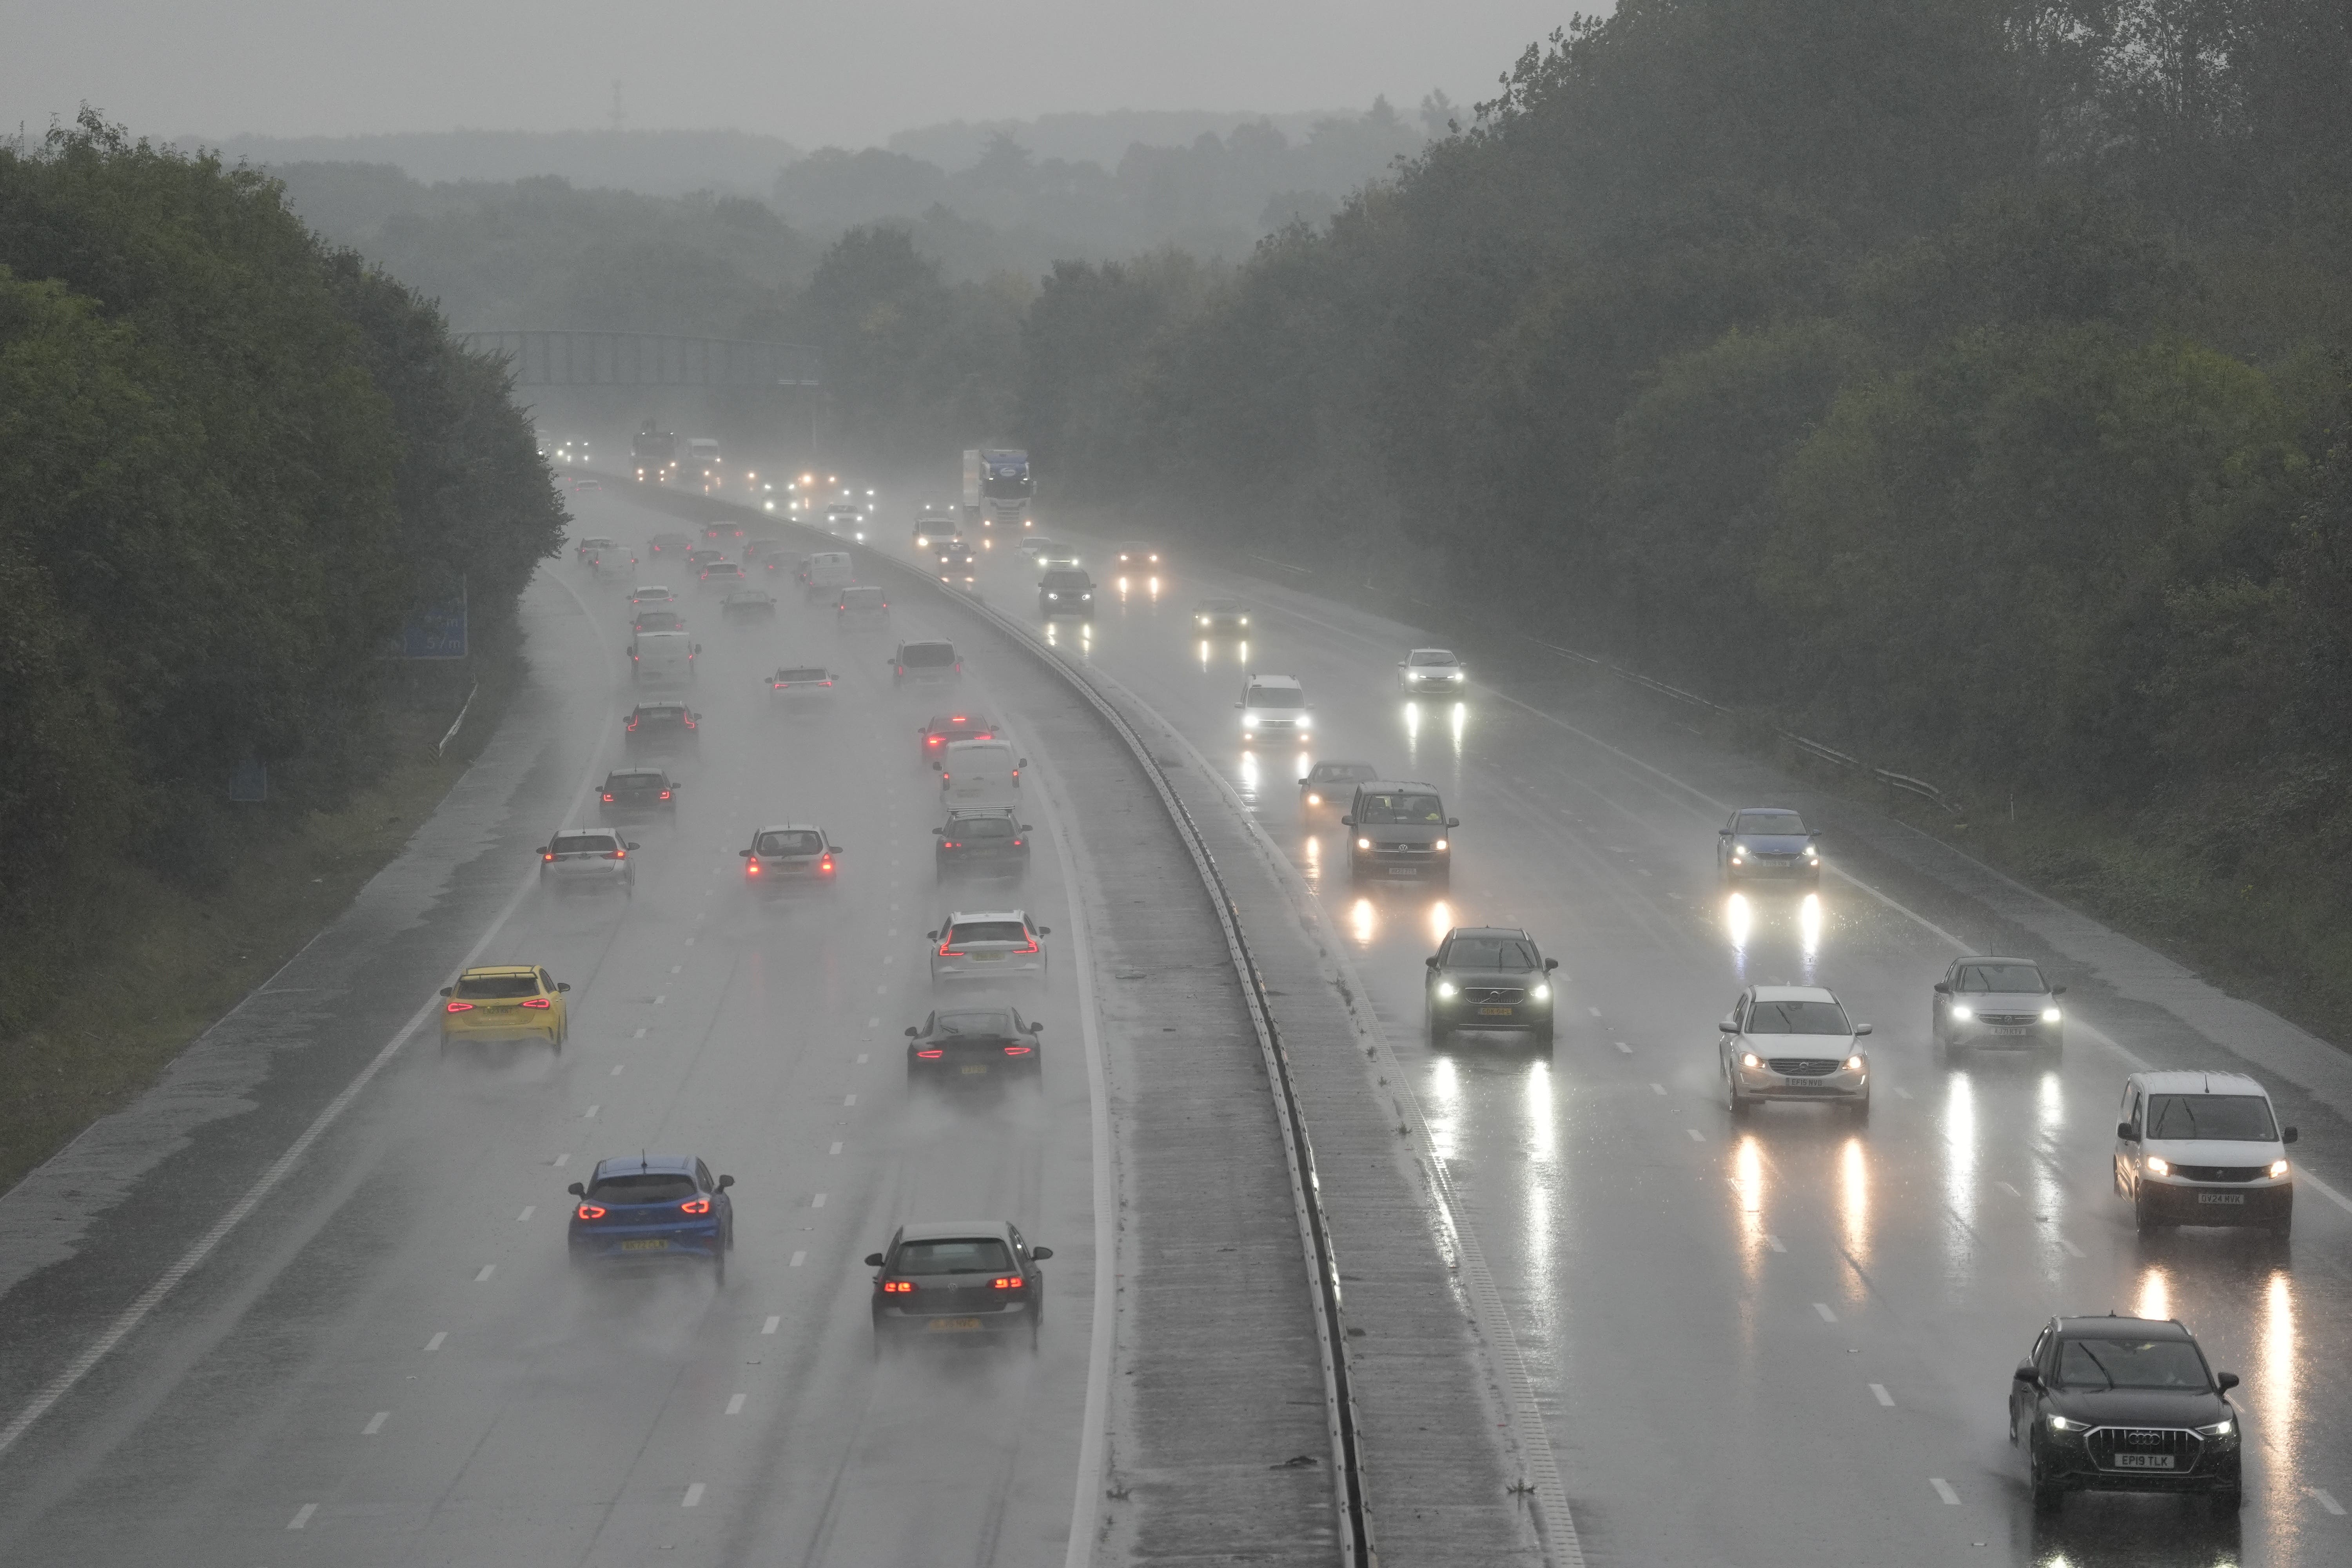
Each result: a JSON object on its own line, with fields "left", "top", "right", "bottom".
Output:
{"left": 1448, "top": 670, "right": 1463, "bottom": 680}
{"left": 2042, "top": 1007, "right": 2062, "bottom": 1023}
{"left": 1950, "top": 1005, "right": 1973, "bottom": 1021}
{"left": 1436, "top": 982, "right": 1457, "bottom": 998}
{"left": 1530, "top": 984, "right": 1550, "bottom": 1001}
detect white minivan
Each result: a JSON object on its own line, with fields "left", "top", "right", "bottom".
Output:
{"left": 2114, "top": 1070, "right": 2298, "bottom": 1235}
{"left": 631, "top": 630, "right": 699, "bottom": 684}
{"left": 940, "top": 739, "right": 1025, "bottom": 808}
{"left": 804, "top": 552, "right": 855, "bottom": 600}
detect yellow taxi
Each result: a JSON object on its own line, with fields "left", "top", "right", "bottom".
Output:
{"left": 438, "top": 965, "right": 570, "bottom": 1052}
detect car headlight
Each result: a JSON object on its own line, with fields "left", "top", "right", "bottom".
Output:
{"left": 2047, "top": 1415, "right": 2083, "bottom": 1432}
{"left": 1298, "top": 715, "right": 1311, "bottom": 728}
{"left": 2042, "top": 1007, "right": 2062, "bottom": 1022}
{"left": 1530, "top": 984, "right": 1550, "bottom": 1001}
{"left": 1845, "top": 1054, "right": 1864, "bottom": 1071}
{"left": 1740, "top": 1051, "right": 1760, "bottom": 1068}
{"left": 1436, "top": 982, "right": 1457, "bottom": 998}
{"left": 1434, "top": 838, "right": 1448, "bottom": 851}
{"left": 1951, "top": 1005, "right": 1973, "bottom": 1021}
{"left": 1730, "top": 854, "right": 1745, "bottom": 865}
{"left": 1307, "top": 793, "right": 1321, "bottom": 804}
{"left": 1356, "top": 837, "right": 1372, "bottom": 850}
{"left": 2146, "top": 1156, "right": 2171, "bottom": 1176}
{"left": 2195, "top": 1419, "right": 2234, "bottom": 1439}
{"left": 2269, "top": 1159, "right": 2289, "bottom": 1178}
{"left": 1449, "top": 670, "right": 1463, "bottom": 680}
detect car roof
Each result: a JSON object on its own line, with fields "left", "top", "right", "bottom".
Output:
{"left": 752, "top": 822, "right": 826, "bottom": 835}
{"left": 927, "top": 713, "right": 992, "bottom": 725}
{"left": 1446, "top": 926, "right": 1532, "bottom": 941}
{"left": 2132, "top": 1070, "right": 2269, "bottom": 1097}
{"left": 607, "top": 766, "right": 667, "bottom": 777}
{"left": 636, "top": 701, "right": 687, "bottom": 711}
{"left": 552, "top": 825, "right": 619, "bottom": 835}
{"left": 459, "top": 964, "right": 539, "bottom": 978}
{"left": 901, "top": 640, "right": 954, "bottom": 651}
{"left": 895, "top": 1218, "right": 1016, "bottom": 1243}
{"left": 591, "top": 1153, "right": 697, "bottom": 1179}
{"left": 1959, "top": 955, "right": 2043, "bottom": 967}
{"left": 945, "top": 909, "right": 1028, "bottom": 922}
{"left": 1407, "top": 647, "right": 1459, "bottom": 658}
{"left": 1357, "top": 779, "right": 1439, "bottom": 792}
{"left": 945, "top": 806, "right": 1018, "bottom": 820}
{"left": 1750, "top": 985, "right": 1840, "bottom": 1002}
{"left": 2053, "top": 1314, "right": 2194, "bottom": 1341}
{"left": 1734, "top": 805, "right": 1804, "bottom": 817}
{"left": 1245, "top": 673, "right": 1303, "bottom": 688}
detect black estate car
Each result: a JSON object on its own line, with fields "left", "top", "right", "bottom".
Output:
{"left": 934, "top": 808, "right": 1031, "bottom": 883}
{"left": 2011, "top": 1315, "right": 2243, "bottom": 1511}
{"left": 597, "top": 768, "right": 680, "bottom": 817}
{"left": 866, "top": 1220, "right": 1051, "bottom": 1350}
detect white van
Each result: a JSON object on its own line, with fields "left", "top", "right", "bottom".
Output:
{"left": 804, "top": 552, "right": 855, "bottom": 599}
{"left": 2114, "top": 1070, "right": 2298, "bottom": 1235}
{"left": 631, "top": 630, "right": 699, "bottom": 684}
{"left": 940, "top": 738, "right": 1025, "bottom": 808}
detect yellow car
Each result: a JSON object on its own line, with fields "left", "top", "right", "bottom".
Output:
{"left": 439, "top": 965, "right": 570, "bottom": 1052}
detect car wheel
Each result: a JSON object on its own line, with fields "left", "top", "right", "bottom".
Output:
{"left": 1532, "top": 1022, "right": 1555, "bottom": 1050}
{"left": 2209, "top": 1485, "right": 2243, "bottom": 1514}
{"left": 1428, "top": 1015, "right": 1450, "bottom": 1048}
{"left": 2134, "top": 1192, "right": 2165, "bottom": 1233}
{"left": 2029, "top": 1444, "right": 2064, "bottom": 1512}
{"left": 1726, "top": 1072, "right": 1750, "bottom": 1119}
{"left": 1029, "top": 1314, "right": 1041, "bottom": 1352}
{"left": 1849, "top": 1093, "right": 1871, "bottom": 1125}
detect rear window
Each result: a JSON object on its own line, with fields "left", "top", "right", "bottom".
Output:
{"left": 901, "top": 644, "right": 957, "bottom": 668}
{"left": 1246, "top": 685, "right": 1304, "bottom": 708}
{"left": 953, "top": 818, "right": 1015, "bottom": 840}
{"left": 604, "top": 772, "right": 664, "bottom": 789}
{"left": 777, "top": 668, "right": 829, "bottom": 683}
{"left": 1357, "top": 792, "right": 1444, "bottom": 824}
{"left": 1745, "top": 999, "right": 1852, "bottom": 1035}
{"left": 639, "top": 707, "right": 686, "bottom": 721}
{"left": 634, "top": 612, "right": 682, "bottom": 631}
{"left": 757, "top": 830, "right": 824, "bottom": 856}
{"left": 892, "top": 1238, "right": 1014, "bottom": 1274}
{"left": 552, "top": 834, "right": 619, "bottom": 855}
{"left": 1445, "top": 937, "right": 1537, "bottom": 969}
{"left": 949, "top": 920, "right": 1029, "bottom": 945}
{"left": 2145, "top": 1094, "right": 2277, "bottom": 1141}
{"left": 933, "top": 1010, "right": 1015, "bottom": 1035}
{"left": 840, "top": 588, "right": 885, "bottom": 607}
{"left": 456, "top": 974, "right": 540, "bottom": 999}
{"left": 586, "top": 1172, "right": 699, "bottom": 1204}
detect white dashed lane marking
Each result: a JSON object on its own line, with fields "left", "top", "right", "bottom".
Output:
{"left": 1930, "top": 1478, "right": 1959, "bottom": 1505}
{"left": 1650, "top": 1083, "right": 1666, "bottom": 1096}
{"left": 828, "top": 1142, "right": 842, "bottom": 1155}
{"left": 474, "top": 1265, "right": 495, "bottom": 1283}
{"left": 1813, "top": 1303, "right": 1837, "bottom": 1323}
{"left": 424, "top": 1332, "right": 447, "bottom": 1352}
{"left": 2307, "top": 1486, "right": 2345, "bottom": 1515}
{"left": 1870, "top": 1384, "right": 1895, "bottom": 1406}
{"left": 1614, "top": 1042, "right": 1631, "bottom": 1054}
{"left": 790, "top": 1251, "right": 806, "bottom": 1267}
{"left": 1685, "top": 1129, "right": 1704, "bottom": 1142}
{"left": 844, "top": 1094, "right": 856, "bottom": 1106}
{"left": 762, "top": 1315, "right": 781, "bottom": 1334}
{"left": 1766, "top": 1235, "right": 1786, "bottom": 1253}
{"left": 516, "top": 1206, "right": 534, "bottom": 1222}
{"left": 811, "top": 1193, "right": 826, "bottom": 1209}
{"left": 682, "top": 1483, "right": 705, "bottom": 1508}
{"left": 726, "top": 1394, "right": 746, "bottom": 1415}
{"left": 288, "top": 1503, "right": 317, "bottom": 1530}
{"left": 363, "top": 1411, "right": 388, "bottom": 1435}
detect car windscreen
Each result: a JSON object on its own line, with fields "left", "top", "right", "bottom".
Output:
{"left": 1042, "top": 572, "right": 1091, "bottom": 590}
{"left": 756, "top": 831, "right": 824, "bottom": 856}
{"left": 901, "top": 644, "right": 956, "bottom": 667}
{"left": 2145, "top": 1094, "right": 2277, "bottom": 1141}
{"left": 893, "top": 1238, "right": 1014, "bottom": 1274}
{"left": 948, "top": 921, "right": 1029, "bottom": 945}
{"left": 1744, "top": 999, "right": 1852, "bottom": 1034}
{"left": 953, "top": 817, "right": 1016, "bottom": 839}
{"left": 933, "top": 1010, "right": 1015, "bottom": 1036}
{"left": 586, "top": 1172, "right": 699, "bottom": 1205}
{"left": 456, "top": 975, "right": 541, "bottom": 999}
{"left": 552, "top": 834, "right": 619, "bottom": 855}
{"left": 1357, "top": 793, "right": 1444, "bottom": 824}
{"left": 1736, "top": 811, "right": 1808, "bottom": 836}
{"left": 1445, "top": 938, "right": 1536, "bottom": 969}
{"left": 1407, "top": 650, "right": 1455, "bottom": 665}
{"left": 1245, "top": 686, "right": 1304, "bottom": 708}
{"left": 2054, "top": 1338, "right": 2210, "bottom": 1391}
{"left": 1201, "top": 601, "right": 1240, "bottom": 613}
{"left": 638, "top": 708, "right": 686, "bottom": 722}
{"left": 1956, "top": 963, "right": 2047, "bottom": 993}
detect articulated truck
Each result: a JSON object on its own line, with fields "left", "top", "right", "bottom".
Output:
{"left": 962, "top": 449, "right": 1033, "bottom": 533}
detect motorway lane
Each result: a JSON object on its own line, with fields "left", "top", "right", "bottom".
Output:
{"left": 930, "top": 528, "right": 2352, "bottom": 1568}
{"left": 0, "top": 489, "right": 1103, "bottom": 1568}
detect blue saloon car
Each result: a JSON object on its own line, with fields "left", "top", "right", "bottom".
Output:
{"left": 567, "top": 1154, "right": 736, "bottom": 1282}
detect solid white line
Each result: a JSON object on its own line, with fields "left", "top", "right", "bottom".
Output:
{"left": 288, "top": 1503, "right": 317, "bottom": 1530}
{"left": 474, "top": 1265, "right": 495, "bottom": 1283}
{"left": 789, "top": 1251, "right": 805, "bottom": 1268}
{"left": 725, "top": 1394, "right": 746, "bottom": 1415}
{"left": 761, "top": 1315, "right": 780, "bottom": 1334}
{"left": 363, "top": 1411, "right": 388, "bottom": 1435}
{"left": 2301, "top": 1170, "right": 2352, "bottom": 1217}
{"left": 1766, "top": 1235, "right": 1786, "bottom": 1253}
{"left": 2310, "top": 1486, "right": 2346, "bottom": 1515}
{"left": 1996, "top": 1181, "right": 2021, "bottom": 1197}
{"left": 1870, "top": 1383, "right": 1895, "bottom": 1406}
{"left": 811, "top": 1193, "right": 826, "bottom": 1209}
{"left": 1930, "top": 1478, "right": 1960, "bottom": 1505}
{"left": 682, "top": 1482, "right": 705, "bottom": 1508}
{"left": 424, "top": 1331, "right": 446, "bottom": 1352}
{"left": 1814, "top": 1303, "right": 1838, "bottom": 1322}
{"left": 516, "top": 1206, "right": 534, "bottom": 1221}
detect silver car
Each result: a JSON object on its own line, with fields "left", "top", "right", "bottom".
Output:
{"left": 927, "top": 910, "right": 1051, "bottom": 986}
{"left": 1398, "top": 648, "right": 1466, "bottom": 693}
{"left": 1933, "top": 955, "right": 2065, "bottom": 1052}
{"left": 539, "top": 827, "right": 637, "bottom": 896}
{"left": 1720, "top": 984, "right": 1873, "bottom": 1119}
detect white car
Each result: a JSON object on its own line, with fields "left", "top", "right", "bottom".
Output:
{"left": 1933, "top": 955, "right": 2065, "bottom": 1051}
{"left": 1238, "top": 674, "right": 1310, "bottom": 742}
{"left": 2114, "top": 1071, "right": 2296, "bottom": 1235}
{"left": 538, "top": 828, "right": 637, "bottom": 896}
{"left": 1399, "top": 648, "right": 1466, "bottom": 693}
{"left": 1720, "top": 985, "right": 1873, "bottom": 1119}
{"left": 928, "top": 910, "right": 1051, "bottom": 986}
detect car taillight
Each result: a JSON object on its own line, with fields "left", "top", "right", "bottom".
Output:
{"left": 521, "top": 998, "right": 552, "bottom": 1009}
{"left": 1004, "top": 1044, "right": 1031, "bottom": 1055}
{"left": 819, "top": 859, "right": 833, "bottom": 873}
{"left": 939, "top": 942, "right": 964, "bottom": 956}
{"left": 659, "top": 790, "right": 671, "bottom": 799}
{"left": 1020, "top": 938, "right": 1038, "bottom": 953}
{"left": 928, "top": 737, "right": 942, "bottom": 746}
{"left": 607, "top": 849, "right": 625, "bottom": 859}
{"left": 1011, "top": 839, "right": 1024, "bottom": 847}
{"left": 682, "top": 717, "right": 696, "bottom": 729}
{"left": 941, "top": 841, "right": 959, "bottom": 850}
{"left": 576, "top": 1204, "right": 606, "bottom": 1220}
{"left": 991, "top": 1276, "right": 1025, "bottom": 1290}
{"left": 602, "top": 793, "right": 614, "bottom": 802}
{"left": 679, "top": 1198, "right": 711, "bottom": 1215}
{"left": 543, "top": 853, "right": 555, "bottom": 861}
{"left": 916, "top": 1048, "right": 943, "bottom": 1058}
{"left": 626, "top": 717, "right": 638, "bottom": 731}
{"left": 746, "top": 859, "right": 762, "bottom": 876}
{"left": 445, "top": 1000, "right": 474, "bottom": 1012}
{"left": 882, "top": 1279, "right": 914, "bottom": 1294}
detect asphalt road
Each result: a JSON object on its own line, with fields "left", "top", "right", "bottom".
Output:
{"left": 928, "top": 521, "right": 2352, "bottom": 1568}
{"left": 0, "top": 486, "right": 1112, "bottom": 1567}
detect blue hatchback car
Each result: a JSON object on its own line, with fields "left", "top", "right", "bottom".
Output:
{"left": 567, "top": 1154, "right": 736, "bottom": 1282}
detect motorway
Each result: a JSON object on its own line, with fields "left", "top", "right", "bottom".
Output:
{"left": 0, "top": 485, "right": 1124, "bottom": 1566}
{"left": 918, "top": 518, "right": 2352, "bottom": 1568}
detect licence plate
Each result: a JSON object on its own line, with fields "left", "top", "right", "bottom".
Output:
{"left": 1992, "top": 1026, "right": 2031, "bottom": 1036}
{"left": 1388, "top": 868, "right": 1420, "bottom": 878}
{"left": 2111, "top": 1453, "right": 2175, "bottom": 1470}
{"left": 2196, "top": 1192, "right": 2245, "bottom": 1205}
{"left": 1478, "top": 1007, "right": 1514, "bottom": 1017}
{"left": 972, "top": 953, "right": 1005, "bottom": 962}
{"left": 620, "top": 1239, "right": 668, "bottom": 1252}
{"left": 926, "top": 1317, "right": 984, "bottom": 1333}
{"left": 961, "top": 1064, "right": 989, "bottom": 1076}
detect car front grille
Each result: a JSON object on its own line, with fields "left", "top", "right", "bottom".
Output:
{"left": 1375, "top": 842, "right": 1435, "bottom": 853}
{"left": 1976, "top": 1013, "right": 2040, "bottom": 1026}
{"left": 1769, "top": 1058, "right": 1844, "bottom": 1076}
{"left": 1463, "top": 988, "right": 1525, "bottom": 1005}
{"left": 2087, "top": 1426, "right": 2202, "bottom": 1472}
{"left": 2172, "top": 1165, "right": 2265, "bottom": 1183}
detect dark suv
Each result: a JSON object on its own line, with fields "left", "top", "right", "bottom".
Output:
{"left": 1039, "top": 569, "right": 1094, "bottom": 617}
{"left": 1425, "top": 926, "right": 1558, "bottom": 1047}
{"left": 597, "top": 768, "right": 680, "bottom": 817}
{"left": 935, "top": 808, "right": 1031, "bottom": 883}
{"left": 2011, "top": 1315, "right": 2243, "bottom": 1511}
{"left": 1343, "top": 780, "right": 1457, "bottom": 886}
{"left": 891, "top": 641, "right": 962, "bottom": 687}
{"left": 624, "top": 702, "right": 700, "bottom": 753}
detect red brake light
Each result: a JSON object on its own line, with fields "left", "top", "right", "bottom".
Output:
{"left": 916, "top": 1048, "right": 943, "bottom": 1058}
{"left": 928, "top": 736, "right": 942, "bottom": 746}
{"left": 659, "top": 790, "right": 671, "bottom": 799}
{"left": 543, "top": 853, "right": 555, "bottom": 861}
{"left": 679, "top": 1198, "right": 711, "bottom": 1215}
{"left": 1011, "top": 839, "right": 1023, "bottom": 847}
{"left": 602, "top": 793, "right": 614, "bottom": 802}
{"left": 576, "top": 1203, "right": 607, "bottom": 1220}
{"left": 819, "top": 859, "right": 833, "bottom": 873}
{"left": 521, "top": 997, "right": 552, "bottom": 1009}
{"left": 941, "top": 841, "right": 959, "bottom": 850}
{"left": 445, "top": 1000, "right": 474, "bottom": 1012}
{"left": 746, "top": 860, "right": 762, "bottom": 875}
{"left": 1004, "top": 1044, "right": 1032, "bottom": 1055}
{"left": 951, "top": 715, "right": 966, "bottom": 723}
{"left": 608, "top": 849, "right": 625, "bottom": 859}
{"left": 939, "top": 941, "right": 964, "bottom": 956}
{"left": 882, "top": 1279, "right": 914, "bottom": 1293}
{"left": 990, "top": 1276, "right": 1024, "bottom": 1290}
{"left": 626, "top": 717, "right": 638, "bottom": 731}
{"left": 682, "top": 717, "right": 696, "bottom": 729}
{"left": 1019, "top": 937, "right": 1039, "bottom": 954}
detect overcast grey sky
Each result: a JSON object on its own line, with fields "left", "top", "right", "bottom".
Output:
{"left": 7, "top": 1, "right": 1591, "bottom": 151}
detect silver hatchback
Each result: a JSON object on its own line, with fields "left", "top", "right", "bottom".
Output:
{"left": 927, "top": 910, "right": 1051, "bottom": 986}
{"left": 539, "top": 828, "right": 637, "bottom": 895}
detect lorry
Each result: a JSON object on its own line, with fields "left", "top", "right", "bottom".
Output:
{"left": 962, "top": 449, "right": 1033, "bottom": 534}
{"left": 688, "top": 437, "right": 723, "bottom": 490}
{"left": 633, "top": 423, "right": 678, "bottom": 484}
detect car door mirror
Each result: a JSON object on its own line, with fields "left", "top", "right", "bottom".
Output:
{"left": 1425, "top": 955, "right": 1441, "bottom": 969}
{"left": 1027, "top": 1022, "right": 1044, "bottom": 1035}
{"left": 692, "top": 644, "right": 702, "bottom": 655}
{"left": 2051, "top": 985, "right": 2067, "bottom": 996}
{"left": 1019, "top": 758, "right": 1029, "bottom": 769}
{"left": 740, "top": 848, "right": 752, "bottom": 856}
{"left": 439, "top": 986, "right": 453, "bottom": 997}
{"left": 1021, "top": 823, "right": 1034, "bottom": 831}
{"left": 566, "top": 1181, "right": 585, "bottom": 1196}
{"left": 1340, "top": 815, "right": 1355, "bottom": 826}
{"left": 1446, "top": 818, "right": 1460, "bottom": 829}
{"left": 2216, "top": 1370, "right": 2241, "bottom": 1392}
{"left": 1719, "top": 1015, "right": 1739, "bottom": 1033}
{"left": 2014, "top": 1362, "right": 2040, "bottom": 1386}
{"left": 1234, "top": 700, "right": 1243, "bottom": 708}
{"left": 668, "top": 781, "right": 682, "bottom": 790}
{"left": 1037, "top": 925, "right": 1052, "bottom": 935}
{"left": 715, "top": 1174, "right": 734, "bottom": 1191}
{"left": 864, "top": 1252, "right": 885, "bottom": 1267}
{"left": 1030, "top": 1246, "right": 1053, "bottom": 1261}
{"left": 1544, "top": 958, "right": 1560, "bottom": 971}
{"left": 1852, "top": 1023, "right": 1871, "bottom": 1036}
{"left": 2117, "top": 1121, "right": 2138, "bottom": 1142}
{"left": 2282, "top": 1126, "right": 2299, "bottom": 1144}
{"left": 831, "top": 846, "right": 846, "bottom": 855}
{"left": 933, "top": 828, "right": 946, "bottom": 836}
{"left": 535, "top": 846, "right": 549, "bottom": 856}
{"left": 555, "top": 982, "right": 571, "bottom": 993}
{"left": 625, "top": 842, "right": 639, "bottom": 851}
{"left": 926, "top": 930, "right": 940, "bottom": 942}
{"left": 1719, "top": 827, "right": 1733, "bottom": 837}
{"left": 1932, "top": 981, "right": 1949, "bottom": 994}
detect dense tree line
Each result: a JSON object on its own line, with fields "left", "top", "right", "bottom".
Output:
{"left": 0, "top": 113, "right": 564, "bottom": 1025}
